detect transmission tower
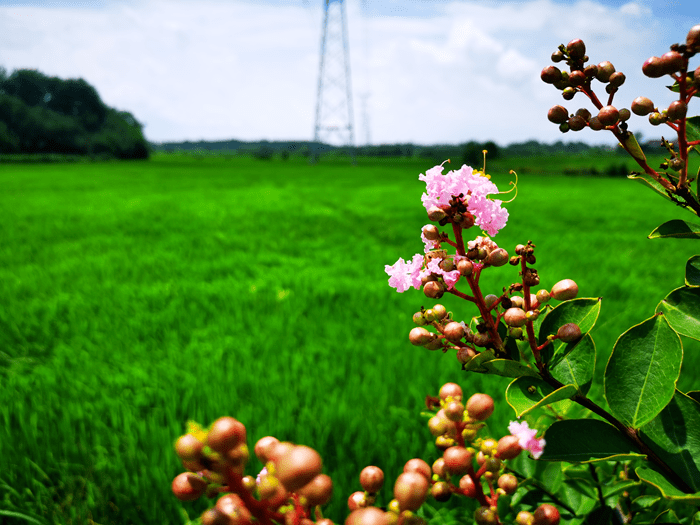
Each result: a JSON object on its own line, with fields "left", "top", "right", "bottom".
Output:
{"left": 313, "top": 0, "right": 355, "bottom": 157}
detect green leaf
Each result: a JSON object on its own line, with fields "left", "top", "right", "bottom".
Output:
{"left": 549, "top": 333, "right": 596, "bottom": 395}
{"left": 538, "top": 297, "right": 602, "bottom": 365}
{"left": 686, "top": 256, "right": 700, "bottom": 287}
{"left": 473, "top": 359, "right": 540, "bottom": 378}
{"left": 657, "top": 286, "right": 700, "bottom": 341}
{"left": 620, "top": 131, "right": 646, "bottom": 163}
{"left": 628, "top": 172, "right": 673, "bottom": 203}
{"left": 636, "top": 467, "right": 700, "bottom": 504}
{"left": 604, "top": 314, "right": 682, "bottom": 429}
{"left": 506, "top": 376, "right": 576, "bottom": 417}
{"left": 649, "top": 219, "right": 700, "bottom": 239}
{"left": 654, "top": 509, "right": 680, "bottom": 523}
{"left": 539, "top": 419, "right": 644, "bottom": 462}
{"left": 640, "top": 390, "right": 700, "bottom": 493}
{"left": 688, "top": 391, "right": 700, "bottom": 404}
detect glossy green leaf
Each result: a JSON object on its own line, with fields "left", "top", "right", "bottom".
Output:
{"left": 656, "top": 286, "right": 700, "bottom": 341}
{"left": 474, "top": 359, "right": 540, "bottom": 378}
{"left": 620, "top": 131, "right": 646, "bottom": 163}
{"left": 604, "top": 314, "right": 682, "bottom": 429}
{"left": 636, "top": 467, "right": 700, "bottom": 504}
{"left": 463, "top": 350, "right": 496, "bottom": 371}
{"left": 649, "top": 219, "right": 700, "bottom": 239}
{"left": 538, "top": 298, "right": 602, "bottom": 365}
{"left": 654, "top": 509, "right": 680, "bottom": 523}
{"left": 506, "top": 376, "right": 576, "bottom": 417}
{"left": 688, "top": 391, "right": 700, "bottom": 404}
{"left": 640, "top": 390, "right": 700, "bottom": 493}
{"left": 539, "top": 419, "right": 644, "bottom": 462}
{"left": 628, "top": 172, "right": 673, "bottom": 203}
{"left": 686, "top": 256, "right": 700, "bottom": 287}
{"left": 549, "top": 333, "right": 595, "bottom": 395}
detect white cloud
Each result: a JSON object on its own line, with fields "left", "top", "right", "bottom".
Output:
{"left": 0, "top": 0, "right": 695, "bottom": 145}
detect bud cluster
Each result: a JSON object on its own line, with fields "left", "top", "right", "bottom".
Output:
{"left": 172, "top": 417, "right": 330, "bottom": 525}
{"left": 542, "top": 26, "right": 699, "bottom": 136}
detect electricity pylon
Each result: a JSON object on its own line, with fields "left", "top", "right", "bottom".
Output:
{"left": 312, "top": 0, "right": 355, "bottom": 160}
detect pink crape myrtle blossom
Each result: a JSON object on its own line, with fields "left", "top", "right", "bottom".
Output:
{"left": 385, "top": 254, "right": 424, "bottom": 292}
{"left": 508, "top": 420, "right": 546, "bottom": 459}
{"left": 419, "top": 163, "right": 509, "bottom": 236}
{"left": 422, "top": 258, "right": 461, "bottom": 290}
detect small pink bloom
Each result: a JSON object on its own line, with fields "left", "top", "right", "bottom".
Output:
{"left": 508, "top": 420, "right": 546, "bottom": 459}
{"left": 385, "top": 254, "right": 424, "bottom": 292}
{"left": 422, "top": 258, "right": 461, "bottom": 290}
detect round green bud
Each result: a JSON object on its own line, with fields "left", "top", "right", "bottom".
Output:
{"left": 413, "top": 312, "right": 427, "bottom": 326}
{"left": 535, "top": 289, "right": 550, "bottom": 304}
{"left": 474, "top": 506, "right": 499, "bottom": 525}
{"left": 432, "top": 304, "right": 448, "bottom": 319}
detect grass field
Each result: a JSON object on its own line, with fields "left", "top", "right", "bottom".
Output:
{"left": 1, "top": 152, "right": 699, "bottom": 525}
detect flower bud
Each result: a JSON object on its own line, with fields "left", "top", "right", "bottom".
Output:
{"left": 423, "top": 281, "right": 444, "bottom": 299}
{"left": 667, "top": 100, "right": 688, "bottom": 121}
{"left": 642, "top": 56, "right": 664, "bottom": 78}
{"left": 557, "top": 323, "right": 582, "bottom": 342}
{"left": 275, "top": 445, "right": 323, "bottom": 492}
{"left": 427, "top": 206, "right": 447, "bottom": 222}
{"left": 551, "top": 50, "right": 563, "bottom": 62}
{"left": 567, "top": 115, "right": 586, "bottom": 131}
{"left": 345, "top": 507, "right": 389, "bottom": 525}
{"left": 201, "top": 508, "right": 230, "bottom": 525}
{"left": 687, "top": 25, "right": 700, "bottom": 52}
{"left": 649, "top": 112, "right": 666, "bottom": 126}
{"left": 216, "top": 494, "right": 253, "bottom": 525}
{"left": 484, "top": 294, "right": 499, "bottom": 309}
{"left": 504, "top": 307, "right": 527, "bottom": 328}
{"left": 175, "top": 433, "right": 204, "bottom": 462}
{"left": 404, "top": 458, "right": 432, "bottom": 480}
{"left": 432, "top": 304, "right": 448, "bottom": 320}
{"left": 474, "top": 506, "right": 499, "bottom": 525}
{"left": 458, "top": 474, "right": 476, "bottom": 498}
{"left": 394, "top": 472, "right": 429, "bottom": 511}
{"left": 412, "top": 312, "right": 427, "bottom": 326}
{"left": 443, "top": 321, "right": 465, "bottom": 343}
{"left": 208, "top": 417, "right": 247, "bottom": 455}
{"left": 535, "top": 289, "right": 550, "bottom": 305}
{"left": 659, "top": 51, "right": 684, "bottom": 75}
{"left": 360, "top": 466, "right": 384, "bottom": 493}
{"left": 516, "top": 511, "right": 535, "bottom": 525}
{"left": 595, "top": 61, "right": 615, "bottom": 82}
{"left": 588, "top": 116, "right": 603, "bottom": 130}
{"left": 608, "top": 71, "right": 625, "bottom": 88}
{"left": 172, "top": 472, "right": 207, "bottom": 501}
{"left": 496, "top": 435, "right": 522, "bottom": 459}
{"left": 497, "top": 473, "right": 517, "bottom": 494}
{"left": 431, "top": 481, "right": 452, "bottom": 502}
{"left": 547, "top": 105, "right": 568, "bottom": 124}
{"left": 631, "top": 96, "right": 654, "bottom": 116}
{"left": 443, "top": 446, "right": 473, "bottom": 475}
{"left": 510, "top": 295, "right": 524, "bottom": 308}
{"left": 568, "top": 70, "right": 586, "bottom": 87}
{"left": 584, "top": 64, "right": 598, "bottom": 78}
{"left": 541, "top": 65, "right": 562, "bottom": 84}
{"left": 485, "top": 248, "right": 509, "bottom": 267}
{"left": 298, "top": 474, "right": 333, "bottom": 507}
{"left": 422, "top": 224, "right": 440, "bottom": 241}
{"left": 597, "top": 105, "right": 619, "bottom": 126}
{"left": 466, "top": 393, "right": 494, "bottom": 421}
{"left": 566, "top": 39, "right": 586, "bottom": 60}
{"left": 550, "top": 279, "right": 579, "bottom": 301}
{"left": 439, "top": 382, "right": 463, "bottom": 401}
{"left": 562, "top": 87, "right": 576, "bottom": 100}
{"left": 457, "top": 258, "right": 473, "bottom": 276}
{"left": 409, "top": 327, "right": 435, "bottom": 346}
{"left": 534, "top": 504, "right": 560, "bottom": 525}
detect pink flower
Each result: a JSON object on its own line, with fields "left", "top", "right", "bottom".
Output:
{"left": 508, "top": 420, "right": 546, "bottom": 459}
{"left": 418, "top": 163, "right": 509, "bottom": 236}
{"left": 422, "top": 258, "right": 461, "bottom": 290}
{"left": 385, "top": 254, "right": 424, "bottom": 292}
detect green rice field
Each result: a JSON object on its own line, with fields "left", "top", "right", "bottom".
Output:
{"left": 1, "top": 152, "right": 699, "bottom": 524}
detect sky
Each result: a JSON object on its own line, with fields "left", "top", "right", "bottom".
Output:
{"left": 0, "top": 0, "right": 698, "bottom": 146}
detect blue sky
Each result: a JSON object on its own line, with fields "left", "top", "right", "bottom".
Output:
{"left": 0, "top": 0, "right": 698, "bottom": 145}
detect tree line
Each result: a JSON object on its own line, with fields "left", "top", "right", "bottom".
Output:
{"left": 0, "top": 67, "right": 149, "bottom": 159}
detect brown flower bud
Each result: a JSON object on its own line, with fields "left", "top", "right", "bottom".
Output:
{"left": 608, "top": 71, "right": 626, "bottom": 88}
{"left": 631, "top": 96, "right": 654, "bottom": 116}
{"left": 568, "top": 70, "right": 586, "bottom": 86}
{"left": 298, "top": 474, "right": 333, "bottom": 507}
{"left": 458, "top": 474, "right": 476, "bottom": 498}
{"left": 443, "top": 321, "right": 466, "bottom": 343}
{"left": 474, "top": 506, "right": 499, "bottom": 525}
{"left": 550, "top": 279, "right": 579, "bottom": 301}
{"left": 516, "top": 511, "right": 535, "bottom": 525}
{"left": 404, "top": 458, "right": 432, "bottom": 480}
{"left": 566, "top": 39, "right": 586, "bottom": 60}
{"left": 575, "top": 108, "right": 591, "bottom": 121}
{"left": 667, "top": 100, "right": 688, "bottom": 121}
{"left": 427, "top": 206, "right": 447, "bottom": 222}
{"left": 422, "top": 224, "right": 440, "bottom": 240}
{"left": 595, "top": 61, "right": 615, "bottom": 82}
{"left": 423, "top": 281, "right": 444, "bottom": 299}
{"left": 498, "top": 473, "right": 518, "bottom": 494}
{"left": 547, "top": 105, "right": 568, "bottom": 124}
{"left": 562, "top": 87, "right": 576, "bottom": 100}
{"left": 583, "top": 64, "right": 598, "bottom": 78}
{"left": 659, "top": 51, "right": 684, "bottom": 75}
{"left": 541, "top": 65, "right": 562, "bottom": 84}
{"left": 439, "top": 382, "right": 463, "bottom": 401}
{"left": 496, "top": 435, "right": 522, "bottom": 460}
{"left": 587, "top": 116, "right": 603, "bottom": 130}
{"left": 175, "top": 433, "right": 204, "bottom": 462}
{"left": 597, "top": 105, "right": 619, "bottom": 126}
{"left": 409, "top": 327, "right": 435, "bottom": 346}
{"left": 431, "top": 481, "right": 452, "bottom": 502}
{"left": 687, "top": 25, "right": 700, "bottom": 51}
{"left": 216, "top": 494, "right": 253, "bottom": 525}
{"left": 360, "top": 466, "right": 384, "bottom": 493}
{"left": 649, "top": 111, "right": 666, "bottom": 125}
{"left": 466, "top": 393, "right": 494, "bottom": 421}
{"left": 618, "top": 108, "right": 631, "bottom": 122}
{"left": 534, "top": 504, "right": 561, "bottom": 525}
{"left": 172, "top": 472, "right": 207, "bottom": 501}
{"left": 457, "top": 258, "right": 473, "bottom": 276}
{"left": 568, "top": 115, "right": 586, "bottom": 131}
{"left": 207, "top": 417, "right": 247, "bottom": 455}
{"left": 345, "top": 508, "right": 389, "bottom": 525}
{"left": 485, "top": 248, "right": 509, "bottom": 267}
{"left": 551, "top": 50, "right": 564, "bottom": 62}
{"left": 432, "top": 457, "right": 447, "bottom": 478}
{"left": 642, "top": 56, "right": 664, "bottom": 78}
{"left": 557, "top": 323, "right": 582, "bottom": 342}
{"left": 275, "top": 445, "right": 323, "bottom": 492}
{"left": 443, "top": 446, "right": 473, "bottom": 475}
{"left": 393, "top": 471, "right": 429, "bottom": 511}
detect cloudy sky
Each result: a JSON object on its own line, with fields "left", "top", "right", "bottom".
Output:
{"left": 0, "top": 0, "right": 698, "bottom": 146}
